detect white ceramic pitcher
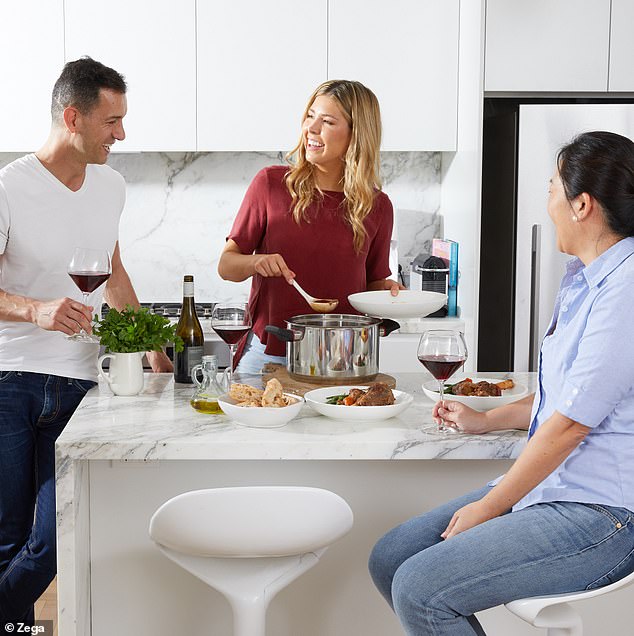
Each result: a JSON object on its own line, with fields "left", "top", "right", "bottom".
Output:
{"left": 98, "top": 351, "right": 145, "bottom": 396}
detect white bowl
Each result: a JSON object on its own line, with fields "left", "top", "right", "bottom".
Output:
{"left": 217, "top": 393, "right": 304, "bottom": 428}
{"left": 348, "top": 290, "right": 447, "bottom": 319}
{"left": 421, "top": 376, "right": 529, "bottom": 412}
{"left": 304, "top": 385, "right": 413, "bottom": 421}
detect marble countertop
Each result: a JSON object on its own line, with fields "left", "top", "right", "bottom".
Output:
{"left": 56, "top": 372, "right": 535, "bottom": 461}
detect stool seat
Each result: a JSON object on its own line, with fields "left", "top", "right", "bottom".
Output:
{"left": 149, "top": 486, "right": 354, "bottom": 636}
{"left": 505, "top": 569, "right": 634, "bottom": 635}
{"left": 149, "top": 485, "right": 353, "bottom": 557}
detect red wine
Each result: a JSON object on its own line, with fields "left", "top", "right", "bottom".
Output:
{"left": 418, "top": 355, "right": 465, "bottom": 381}
{"left": 69, "top": 271, "right": 111, "bottom": 293}
{"left": 213, "top": 325, "right": 250, "bottom": 345}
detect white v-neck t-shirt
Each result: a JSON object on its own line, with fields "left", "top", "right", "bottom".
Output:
{"left": 0, "top": 154, "right": 125, "bottom": 381}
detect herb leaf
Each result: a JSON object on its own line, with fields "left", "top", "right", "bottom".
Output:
{"left": 93, "top": 305, "right": 184, "bottom": 353}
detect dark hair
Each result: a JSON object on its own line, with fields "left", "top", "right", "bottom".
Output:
{"left": 51, "top": 56, "right": 127, "bottom": 122}
{"left": 557, "top": 131, "right": 634, "bottom": 238}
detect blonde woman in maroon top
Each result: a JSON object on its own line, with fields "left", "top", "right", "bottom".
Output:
{"left": 218, "top": 80, "right": 402, "bottom": 373}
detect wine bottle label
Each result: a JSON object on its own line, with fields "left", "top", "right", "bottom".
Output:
{"left": 185, "top": 346, "right": 203, "bottom": 376}
{"left": 174, "top": 345, "right": 204, "bottom": 383}
{"left": 183, "top": 281, "right": 195, "bottom": 297}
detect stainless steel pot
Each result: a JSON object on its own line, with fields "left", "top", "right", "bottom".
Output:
{"left": 265, "top": 314, "right": 400, "bottom": 383}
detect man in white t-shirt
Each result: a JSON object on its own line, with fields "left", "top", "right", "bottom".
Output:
{"left": 0, "top": 57, "right": 172, "bottom": 627}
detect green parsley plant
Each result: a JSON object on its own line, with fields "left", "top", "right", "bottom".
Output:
{"left": 93, "top": 305, "right": 184, "bottom": 353}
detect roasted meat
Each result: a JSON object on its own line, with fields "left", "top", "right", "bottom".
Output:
{"left": 354, "top": 382, "right": 395, "bottom": 406}
{"left": 344, "top": 389, "right": 366, "bottom": 405}
{"left": 451, "top": 379, "right": 502, "bottom": 397}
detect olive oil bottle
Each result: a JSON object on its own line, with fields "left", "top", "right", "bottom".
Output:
{"left": 174, "top": 275, "right": 204, "bottom": 383}
{"left": 190, "top": 354, "right": 224, "bottom": 414}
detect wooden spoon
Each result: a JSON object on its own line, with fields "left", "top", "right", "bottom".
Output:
{"left": 292, "top": 280, "right": 339, "bottom": 313}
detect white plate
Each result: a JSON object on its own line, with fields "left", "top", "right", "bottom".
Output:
{"left": 304, "top": 385, "right": 413, "bottom": 421}
{"left": 421, "top": 375, "right": 528, "bottom": 412}
{"left": 348, "top": 290, "right": 447, "bottom": 319}
{"left": 217, "top": 392, "right": 304, "bottom": 428}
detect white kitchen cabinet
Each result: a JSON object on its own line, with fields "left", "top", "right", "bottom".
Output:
{"left": 64, "top": 0, "right": 196, "bottom": 151}
{"left": 0, "top": 1, "right": 64, "bottom": 151}
{"left": 197, "top": 0, "right": 327, "bottom": 151}
{"left": 608, "top": 0, "right": 634, "bottom": 91}
{"left": 328, "top": 0, "right": 459, "bottom": 151}
{"left": 485, "top": 0, "right": 611, "bottom": 92}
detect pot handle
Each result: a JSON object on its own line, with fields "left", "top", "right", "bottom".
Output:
{"left": 264, "top": 325, "right": 305, "bottom": 342}
{"left": 379, "top": 319, "right": 401, "bottom": 337}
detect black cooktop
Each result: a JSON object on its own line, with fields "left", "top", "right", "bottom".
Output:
{"left": 102, "top": 302, "right": 216, "bottom": 318}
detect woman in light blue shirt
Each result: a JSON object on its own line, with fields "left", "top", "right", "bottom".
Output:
{"left": 369, "top": 131, "right": 634, "bottom": 636}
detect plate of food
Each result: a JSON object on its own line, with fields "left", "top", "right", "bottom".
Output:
{"left": 217, "top": 379, "right": 303, "bottom": 428}
{"left": 347, "top": 290, "right": 447, "bottom": 319}
{"left": 304, "top": 382, "right": 413, "bottom": 421}
{"left": 421, "top": 375, "right": 528, "bottom": 412}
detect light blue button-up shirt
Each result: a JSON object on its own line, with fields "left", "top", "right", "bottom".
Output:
{"left": 513, "top": 236, "right": 634, "bottom": 513}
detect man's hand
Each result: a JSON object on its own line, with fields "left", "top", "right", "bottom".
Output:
{"left": 253, "top": 254, "right": 295, "bottom": 283}
{"left": 147, "top": 350, "right": 173, "bottom": 373}
{"left": 432, "top": 400, "right": 490, "bottom": 434}
{"left": 32, "top": 298, "right": 93, "bottom": 336}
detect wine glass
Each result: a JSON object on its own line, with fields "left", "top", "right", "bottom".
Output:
{"left": 418, "top": 329, "right": 468, "bottom": 432}
{"left": 67, "top": 247, "right": 111, "bottom": 343}
{"left": 211, "top": 302, "right": 251, "bottom": 388}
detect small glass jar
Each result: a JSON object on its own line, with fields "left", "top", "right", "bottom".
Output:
{"left": 190, "top": 355, "right": 225, "bottom": 414}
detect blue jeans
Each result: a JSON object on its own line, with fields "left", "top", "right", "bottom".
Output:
{"left": 0, "top": 371, "right": 95, "bottom": 625}
{"left": 235, "top": 332, "right": 286, "bottom": 376}
{"left": 369, "top": 486, "right": 634, "bottom": 635}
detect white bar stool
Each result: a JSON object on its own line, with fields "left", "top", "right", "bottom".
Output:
{"left": 149, "top": 486, "right": 353, "bottom": 636}
{"left": 505, "top": 570, "right": 634, "bottom": 635}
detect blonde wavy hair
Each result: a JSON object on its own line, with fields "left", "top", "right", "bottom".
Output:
{"left": 285, "top": 80, "right": 382, "bottom": 253}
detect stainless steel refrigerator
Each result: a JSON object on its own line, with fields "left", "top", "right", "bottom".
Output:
{"left": 478, "top": 99, "right": 634, "bottom": 372}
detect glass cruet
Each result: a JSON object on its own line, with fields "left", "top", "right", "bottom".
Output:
{"left": 190, "top": 355, "right": 225, "bottom": 414}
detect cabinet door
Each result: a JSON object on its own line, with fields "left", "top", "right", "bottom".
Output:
{"left": 485, "top": 0, "right": 610, "bottom": 92}
{"left": 0, "top": 1, "right": 64, "bottom": 151}
{"left": 65, "top": 0, "right": 196, "bottom": 151}
{"left": 609, "top": 0, "right": 634, "bottom": 91}
{"left": 197, "top": 0, "right": 327, "bottom": 151}
{"left": 328, "top": 0, "right": 459, "bottom": 151}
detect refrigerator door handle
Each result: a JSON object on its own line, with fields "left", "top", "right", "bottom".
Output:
{"left": 529, "top": 224, "right": 541, "bottom": 372}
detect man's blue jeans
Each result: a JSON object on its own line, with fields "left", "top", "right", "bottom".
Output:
{"left": 369, "top": 485, "right": 634, "bottom": 635}
{"left": 0, "top": 371, "right": 95, "bottom": 624}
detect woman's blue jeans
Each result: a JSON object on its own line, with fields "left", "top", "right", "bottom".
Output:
{"left": 235, "top": 332, "right": 286, "bottom": 376}
{"left": 369, "top": 485, "right": 634, "bottom": 635}
{"left": 0, "top": 371, "right": 95, "bottom": 625}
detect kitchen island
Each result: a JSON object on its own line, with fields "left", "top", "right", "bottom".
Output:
{"left": 56, "top": 372, "right": 535, "bottom": 636}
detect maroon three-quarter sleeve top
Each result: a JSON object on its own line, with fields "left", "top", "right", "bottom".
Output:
{"left": 228, "top": 165, "right": 393, "bottom": 358}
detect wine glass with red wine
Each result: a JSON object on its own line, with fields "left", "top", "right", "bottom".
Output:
{"left": 417, "top": 329, "right": 468, "bottom": 432}
{"left": 211, "top": 302, "right": 251, "bottom": 388}
{"left": 67, "top": 247, "right": 111, "bottom": 343}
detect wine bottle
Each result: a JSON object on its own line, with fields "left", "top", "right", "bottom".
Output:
{"left": 174, "top": 275, "right": 204, "bottom": 384}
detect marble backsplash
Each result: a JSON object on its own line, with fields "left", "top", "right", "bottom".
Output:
{"left": 0, "top": 151, "right": 441, "bottom": 302}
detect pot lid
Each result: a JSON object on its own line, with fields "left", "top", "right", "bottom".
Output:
{"left": 287, "top": 313, "right": 381, "bottom": 328}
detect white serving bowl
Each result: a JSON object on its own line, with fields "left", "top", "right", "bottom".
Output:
{"left": 421, "top": 376, "right": 528, "bottom": 412}
{"left": 217, "top": 393, "right": 304, "bottom": 428}
{"left": 348, "top": 290, "right": 447, "bottom": 319}
{"left": 304, "top": 385, "right": 413, "bottom": 421}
